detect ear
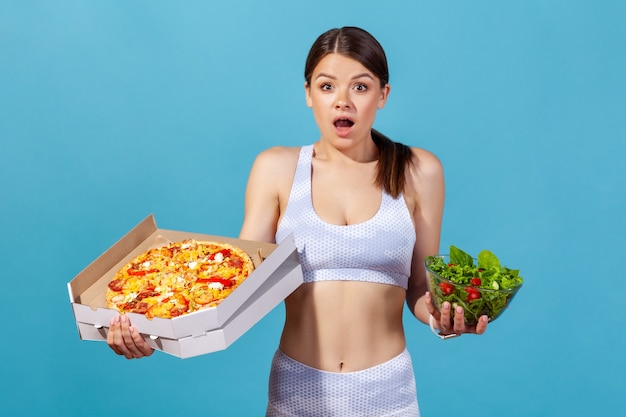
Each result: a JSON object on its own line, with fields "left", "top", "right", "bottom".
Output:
{"left": 378, "top": 84, "right": 391, "bottom": 109}
{"left": 305, "top": 82, "right": 313, "bottom": 108}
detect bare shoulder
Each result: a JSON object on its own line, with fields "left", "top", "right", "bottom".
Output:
{"left": 408, "top": 147, "right": 444, "bottom": 182}
{"left": 246, "top": 145, "right": 302, "bottom": 193}
{"left": 256, "top": 145, "right": 301, "bottom": 161}
{"left": 401, "top": 147, "right": 445, "bottom": 213}
{"left": 252, "top": 146, "right": 300, "bottom": 175}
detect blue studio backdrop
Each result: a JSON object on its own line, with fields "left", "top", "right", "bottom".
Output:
{"left": 1, "top": 1, "right": 625, "bottom": 416}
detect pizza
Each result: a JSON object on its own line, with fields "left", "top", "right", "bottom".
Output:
{"left": 107, "top": 239, "right": 255, "bottom": 319}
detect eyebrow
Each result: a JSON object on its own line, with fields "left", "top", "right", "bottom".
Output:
{"left": 315, "top": 72, "right": 375, "bottom": 81}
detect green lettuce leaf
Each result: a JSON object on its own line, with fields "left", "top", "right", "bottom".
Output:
{"left": 450, "top": 245, "right": 474, "bottom": 267}
{"left": 478, "top": 250, "right": 500, "bottom": 270}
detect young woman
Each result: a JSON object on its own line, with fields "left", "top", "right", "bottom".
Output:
{"left": 107, "top": 26, "right": 489, "bottom": 416}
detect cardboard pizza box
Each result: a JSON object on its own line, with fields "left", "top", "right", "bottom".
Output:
{"left": 68, "top": 214, "right": 303, "bottom": 358}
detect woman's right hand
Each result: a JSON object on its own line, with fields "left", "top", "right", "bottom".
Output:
{"left": 107, "top": 315, "right": 155, "bottom": 359}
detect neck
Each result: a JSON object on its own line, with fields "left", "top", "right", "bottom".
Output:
{"left": 313, "top": 136, "right": 379, "bottom": 163}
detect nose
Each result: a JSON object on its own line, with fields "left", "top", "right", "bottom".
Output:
{"left": 335, "top": 100, "right": 350, "bottom": 110}
{"left": 334, "top": 89, "right": 351, "bottom": 110}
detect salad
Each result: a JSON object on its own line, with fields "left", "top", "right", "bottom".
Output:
{"left": 425, "top": 245, "right": 523, "bottom": 325}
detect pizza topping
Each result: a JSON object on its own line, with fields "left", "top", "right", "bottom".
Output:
{"left": 110, "top": 294, "right": 125, "bottom": 304}
{"left": 136, "top": 290, "right": 160, "bottom": 300}
{"left": 209, "top": 249, "right": 231, "bottom": 261}
{"left": 127, "top": 267, "right": 159, "bottom": 276}
{"left": 108, "top": 279, "right": 124, "bottom": 292}
{"left": 197, "top": 276, "right": 234, "bottom": 287}
{"left": 191, "top": 286, "right": 214, "bottom": 304}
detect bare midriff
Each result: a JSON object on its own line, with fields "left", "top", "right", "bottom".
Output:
{"left": 278, "top": 280, "right": 407, "bottom": 373}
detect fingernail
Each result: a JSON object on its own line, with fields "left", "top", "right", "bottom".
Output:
{"left": 442, "top": 302, "right": 450, "bottom": 310}
{"left": 120, "top": 315, "right": 126, "bottom": 323}
{"left": 456, "top": 306, "right": 463, "bottom": 314}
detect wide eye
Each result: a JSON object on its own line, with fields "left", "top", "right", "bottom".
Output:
{"left": 353, "top": 83, "right": 368, "bottom": 92}
{"left": 320, "top": 82, "right": 333, "bottom": 91}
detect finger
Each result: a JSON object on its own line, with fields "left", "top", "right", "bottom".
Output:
{"left": 438, "top": 301, "right": 452, "bottom": 332}
{"left": 453, "top": 306, "right": 465, "bottom": 334}
{"left": 119, "top": 315, "right": 147, "bottom": 359}
{"left": 106, "top": 316, "right": 124, "bottom": 356}
{"left": 424, "top": 292, "right": 441, "bottom": 320}
{"left": 474, "top": 315, "right": 489, "bottom": 335}
{"left": 424, "top": 292, "right": 443, "bottom": 333}
{"left": 129, "top": 325, "right": 154, "bottom": 357}
{"left": 424, "top": 292, "right": 435, "bottom": 314}
{"left": 106, "top": 316, "right": 116, "bottom": 348}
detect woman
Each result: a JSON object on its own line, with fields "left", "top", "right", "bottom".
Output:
{"left": 108, "top": 26, "right": 488, "bottom": 416}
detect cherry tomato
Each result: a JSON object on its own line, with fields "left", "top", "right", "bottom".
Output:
{"left": 465, "top": 287, "right": 482, "bottom": 302}
{"left": 438, "top": 282, "right": 455, "bottom": 295}
{"left": 470, "top": 277, "right": 482, "bottom": 286}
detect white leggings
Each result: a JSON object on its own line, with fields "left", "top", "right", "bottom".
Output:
{"left": 266, "top": 349, "right": 420, "bottom": 417}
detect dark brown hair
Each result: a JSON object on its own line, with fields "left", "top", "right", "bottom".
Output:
{"left": 304, "top": 27, "right": 414, "bottom": 198}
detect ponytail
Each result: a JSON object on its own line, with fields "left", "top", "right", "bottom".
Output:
{"left": 371, "top": 129, "right": 414, "bottom": 198}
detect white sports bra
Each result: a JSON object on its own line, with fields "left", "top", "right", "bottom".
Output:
{"left": 275, "top": 145, "right": 416, "bottom": 289}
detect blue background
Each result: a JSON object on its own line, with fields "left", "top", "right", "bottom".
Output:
{"left": 1, "top": 1, "right": 625, "bottom": 416}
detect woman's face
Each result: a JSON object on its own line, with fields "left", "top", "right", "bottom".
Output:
{"left": 305, "top": 53, "right": 389, "bottom": 146}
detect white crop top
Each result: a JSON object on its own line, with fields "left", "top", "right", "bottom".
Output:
{"left": 275, "top": 145, "right": 416, "bottom": 289}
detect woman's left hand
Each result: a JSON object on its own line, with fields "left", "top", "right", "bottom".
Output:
{"left": 424, "top": 291, "right": 489, "bottom": 336}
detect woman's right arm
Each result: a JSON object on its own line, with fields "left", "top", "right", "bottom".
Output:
{"left": 106, "top": 147, "right": 289, "bottom": 359}
{"left": 238, "top": 147, "right": 293, "bottom": 243}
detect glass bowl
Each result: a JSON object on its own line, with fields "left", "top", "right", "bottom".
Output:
{"left": 425, "top": 255, "right": 522, "bottom": 326}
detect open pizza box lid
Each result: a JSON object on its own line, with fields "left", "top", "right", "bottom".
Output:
{"left": 68, "top": 214, "right": 303, "bottom": 356}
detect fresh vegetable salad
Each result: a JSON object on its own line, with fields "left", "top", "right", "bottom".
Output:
{"left": 425, "top": 245, "right": 523, "bottom": 325}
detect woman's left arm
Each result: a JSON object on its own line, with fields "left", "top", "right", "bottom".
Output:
{"left": 404, "top": 148, "right": 488, "bottom": 336}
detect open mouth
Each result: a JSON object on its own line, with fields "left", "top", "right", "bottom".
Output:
{"left": 333, "top": 118, "right": 355, "bottom": 128}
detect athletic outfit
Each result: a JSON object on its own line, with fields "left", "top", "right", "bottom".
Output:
{"left": 269, "top": 145, "right": 419, "bottom": 416}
